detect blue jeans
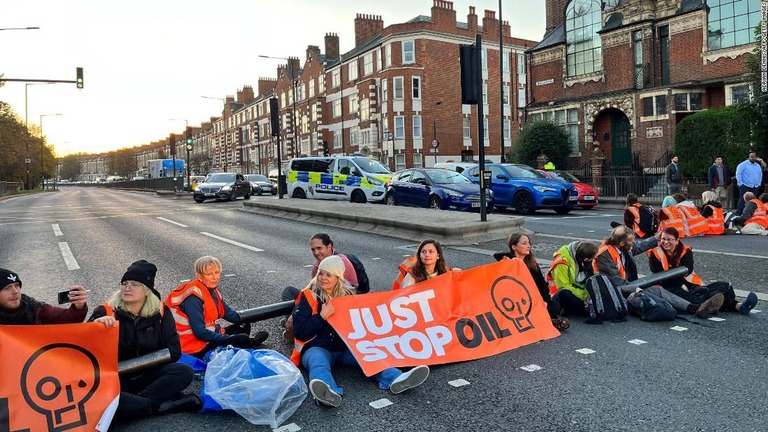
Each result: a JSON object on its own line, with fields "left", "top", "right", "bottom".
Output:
{"left": 301, "top": 346, "right": 402, "bottom": 395}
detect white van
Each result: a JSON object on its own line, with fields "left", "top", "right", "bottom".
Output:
{"left": 287, "top": 155, "right": 392, "bottom": 203}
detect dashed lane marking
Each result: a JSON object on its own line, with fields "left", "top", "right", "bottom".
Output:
{"left": 273, "top": 423, "right": 301, "bottom": 432}
{"left": 575, "top": 348, "right": 596, "bottom": 354}
{"left": 58, "top": 242, "right": 80, "bottom": 270}
{"left": 52, "top": 224, "right": 63, "bottom": 236}
{"left": 628, "top": 339, "right": 647, "bottom": 345}
{"left": 372, "top": 257, "right": 381, "bottom": 260}
{"left": 670, "top": 326, "right": 688, "bottom": 332}
{"left": 224, "top": 274, "right": 236, "bottom": 277}
{"left": 750, "top": 309, "right": 762, "bottom": 314}
{"left": 156, "top": 216, "right": 188, "bottom": 227}
{"left": 520, "top": 364, "right": 542, "bottom": 372}
{"left": 200, "top": 232, "right": 264, "bottom": 252}
{"left": 369, "top": 398, "right": 393, "bottom": 409}
{"left": 708, "top": 317, "right": 726, "bottom": 322}
{"left": 448, "top": 379, "right": 470, "bottom": 387}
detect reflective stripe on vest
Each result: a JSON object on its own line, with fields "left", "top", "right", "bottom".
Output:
{"left": 647, "top": 246, "right": 704, "bottom": 286}
{"left": 545, "top": 255, "right": 569, "bottom": 296}
{"left": 592, "top": 244, "right": 625, "bottom": 280}
{"left": 704, "top": 205, "right": 725, "bottom": 235}
{"left": 165, "top": 280, "right": 226, "bottom": 354}
{"left": 677, "top": 205, "right": 708, "bottom": 236}
{"left": 659, "top": 207, "right": 686, "bottom": 238}
{"left": 290, "top": 289, "right": 319, "bottom": 367}
{"left": 626, "top": 204, "right": 646, "bottom": 238}
{"left": 746, "top": 199, "right": 768, "bottom": 228}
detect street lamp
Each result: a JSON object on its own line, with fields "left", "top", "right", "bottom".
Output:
{"left": 24, "top": 82, "right": 56, "bottom": 189}
{"left": 170, "top": 119, "right": 190, "bottom": 190}
{"left": 432, "top": 100, "right": 443, "bottom": 166}
{"left": 259, "top": 55, "right": 300, "bottom": 159}
{"left": 40, "top": 113, "right": 62, "bottom": 189}
{"left": 201, "top": 96, "right": 229, "bottom": 172}
{"left": 0, "top": 27, "right": 40, "bottom": 31}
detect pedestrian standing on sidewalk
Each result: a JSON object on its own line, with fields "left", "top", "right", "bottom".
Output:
{"left": 708, "top": 157, "right": 731, "bottom": 208}
{"left": 666, "top": 155, "right": 681, "bottom": 194}
{"left": 735, "top": 151, "right": 766, "bottom": 215}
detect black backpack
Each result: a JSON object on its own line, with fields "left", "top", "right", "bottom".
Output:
{"left": 344, "top": 253, "right": 370, "bottom": 294}
{"left": 585, "top": 275, "right": 628, "bottom": 324}
{"left": 627, "top": 290, "right": 676, "bottom": 321}
{"left": 636, "top": 205, "right": 660, "bottom": 238}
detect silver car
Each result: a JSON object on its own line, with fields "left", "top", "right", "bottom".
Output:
{"left": 245, "top": 174, "right": 276, "bottom": 196}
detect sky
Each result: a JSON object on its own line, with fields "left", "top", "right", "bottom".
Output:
{"left": 1, "top": 0, "right": 545, "bottom": 156}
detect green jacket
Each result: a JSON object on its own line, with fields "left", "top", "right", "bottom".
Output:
{"left": 548, "top": 242, "right": 588, "bottom": 301}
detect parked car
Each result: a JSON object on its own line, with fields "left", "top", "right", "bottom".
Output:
{"left": 463, "top": 163, "right": 577, "bottom": 214}
{"left": 385, "top": 168, "right": 493, "bottom": 212}
{"left": 193, "top": 173, "right": 251, "bottom": 203}
{"left": 433, "top": 162, "right": 477, "bottom": 173}
{"left": 184, "top": 175, "right": 207, "bottom": 192}
{"left": 244, "top": 174, "right": 276, "bottom": 196}
{"left": 537, "top": 169, "right": 599, "bottom": 209}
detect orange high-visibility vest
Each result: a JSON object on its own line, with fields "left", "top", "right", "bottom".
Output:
{"left": 592, "top": 243, "right": 625, "bottom": 279}
{"left": 704, "top": 204, "right": 725, "bottom": 235}
{"left": 165, "top": 280, "right": 226, "bottom": 354}
{"left": 290, "top": 288, "right": 319, "bottom": 367}
{"left": 626, "top": 203, "right": 649, "bottom": 238}
{"left": 647, "top": 245, "right": 704, "bottom": 285}
{"left": 392, "top": 256, "right": 418, "bottom": 290}
{"left": 659, "top": 206, "right": 686, "bottom": 238}
{"left": 746, "top": 199, "right": 768, "bottom": 228}
{"left": 545, "top": 255, "right": 570, "bottom": 296}
{"left": 677, "top": 205, "right": 708, "bottom": 236}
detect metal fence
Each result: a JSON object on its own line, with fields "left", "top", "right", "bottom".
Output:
{"left": 0, "top": 182, "right": 23, "bottom": 195}
{"left": 585, "top": 175, "right": 735, "bottom": 206}
{"left": 78, "top": 178, "right": 183, "bottom": 191}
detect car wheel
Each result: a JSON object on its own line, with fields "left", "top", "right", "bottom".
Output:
{"left": 385, "top": 192, "right": 396, "bottom": 206}
{"left": 271, "top": 190, "right": 277, "bottom": 196}
{"left": 293, "top": 188, "right": 306, "bottom": 199}
{"left": 429, "top": 196, "right": 443, "bottom": 210}
{"left": 244, "top": 192, "right": 250, "bottom": 200}
{"left": 555, "top": 207, "right": 572, "bottom": 214}
{"left": 258, "top": 191, "right": 263, "bottom": 196}
{"left": 513, "top": 192, "right": 535, "bottom": 215}
{"left": 194, "top": 197, "right": 205, "bottom": 203}
{"left": 350, "top": 189, "right": 367, "bottom": 204}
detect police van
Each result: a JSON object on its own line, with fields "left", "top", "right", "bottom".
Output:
{"left": 287, "top": 155, "right": 392, "bottom": 203}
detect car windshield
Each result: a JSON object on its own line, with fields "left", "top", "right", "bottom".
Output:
{"left": 426, "top": 170, "right": 474, "bottom": 185}
{"left": 207, "top": 174, "right": 235, "bottom": 183}
{"left": 245, "top": 175, "right": 269, "bottom": 182}
{"left": 507, "top": 164, "right": 545, "bottom": 179}
{"left": 552, "top": 171, "right": 580, "bottom": 183}
{"left": 351, "top": 157, "right": 391, "bottom": 174}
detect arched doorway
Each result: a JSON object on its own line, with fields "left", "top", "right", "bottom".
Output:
{"left": 593, "top": 108, "right": 631, "bottom": 165}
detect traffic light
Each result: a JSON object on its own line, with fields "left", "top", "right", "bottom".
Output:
{"left": 76, "top": 67, "right": 84, "bottom": 89}
{"left": 169, "top": 134, "right": 177, "bottom": 156}
{"left": 459, "top": 44, "right": 479, "bottom": 104}
{"left": 185, "top": 126, "right": 193, "bottom": 145}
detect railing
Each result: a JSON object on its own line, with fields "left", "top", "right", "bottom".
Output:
{"left": 0, "top": 182, "right": 23, "bottom": 195}
{"left": 77, "top": 178, "right": 182, "bottom": 191}
{"left": 583, "top": 175, "right": 722, "bottom": 205}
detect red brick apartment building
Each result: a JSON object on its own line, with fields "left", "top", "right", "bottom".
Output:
{"left": 194, "top": 0, "right": 538, "bottom": 174}
{"left": 528, "top": 0, "right": 761, "bottom": 170}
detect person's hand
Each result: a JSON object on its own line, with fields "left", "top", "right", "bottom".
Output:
{"left": 451, "top": 267, "right": 462, "bottom": 273}
{"left": 68, "top": 285, "right": 88, "bottom": 309}
{"left": 654, "top": 231, "right": 662, "bottom": 242}
{"left": 94, "top": 315, "right": 116, "bottom": 328}
{"left": 320, "top": 301, "right": 335, "bottom": 320}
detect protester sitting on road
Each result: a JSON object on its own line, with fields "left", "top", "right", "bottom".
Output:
{"left": 89, "top": 260, "right": 201, "bottom": 419}
{"left": 731, "top": 192, "right": 768, "bottom": 235}
{"left": 493, "top": 233, "right": 570, "bottom": 331}
{"left": 392, "top": 239, "right": 456, "bottom": 290}
{"left": 281, "top": 233, "right": 370, "bottom": 341}
{"left": 658, "top": 195, "right": 686, "bottom": 238}
{"left": 593, "top": 226, "right": 723, "bottom": 318}
{"left": 165, "top": 256, "right": 268, "bottom": 358}
{"left": 700, "top": 190, "right": 725, "bottom": 235}
{"left": 292, "top": 255, "right": 430, "bottom": 407}
{"left": 545, "top": 241, "right": 599, "bottom": 318}
{"left": 0, "top": 268, "right": 89, "bottom": 325}
{"left": 647, "top": 228, "right": 757, "bottom": 315}
{"left": 672, "top": 193, "right": 707, "bottom": 237}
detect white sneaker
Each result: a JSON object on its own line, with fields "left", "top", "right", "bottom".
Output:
{"left": 309, "top": 379, "right": 342, "bottom": 407}
{"left": 389, "top": 365, "right": 430, "bottom": 394}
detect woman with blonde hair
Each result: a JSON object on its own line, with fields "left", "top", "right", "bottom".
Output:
{"left": 700, "top": 190, "right": 725, "bottom": 235}
{"left": 292, "top": 255, "right": 430, "bottom": 407}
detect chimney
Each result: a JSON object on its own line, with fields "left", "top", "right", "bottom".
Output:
{"left": 287, "top": 57, "right": 301, "bottom": 77}
{"left": 325, "top": 33, "right": 339, "bottom": 60}
{"left": 236, "top": 89, "right": 244, "bottom": 104}
{"left": 502, "top": 20, "right": 510, "bottom": 38}
{"left": 467, "top": 6, "right": 478, "bottom": 32}
{"left": 306, "top": 45, "right": 321, "bottom": 62}
{"left": 258, "top": 77, "right": 277, "bottom": 96}
{"left": 482, "top": 9, "right": 499, "bottom": 36}
{"left": 545, "top": 0, "right": 569, "bottom": 33}
{"left": 241, "top": 85, "right": 254, "bottom": 103}
{"left": 430, "top": 0, "right": 456, "bottom": 28}
{"left": 354, "top": 14, "right": 384, "bottom": 46}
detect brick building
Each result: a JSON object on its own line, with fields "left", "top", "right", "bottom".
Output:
{"left": 527, "top": 0, "right": 761, "bottom": 170}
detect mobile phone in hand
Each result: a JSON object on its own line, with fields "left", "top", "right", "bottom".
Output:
{"left": 57, "top": 290, "right": 71, "bottom": 304}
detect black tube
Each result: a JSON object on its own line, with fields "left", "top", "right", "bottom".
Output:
{"left": 118, "top": 349, "right": 171, "bottom": 375}
{"left": 237, "top": 300, "right": 294, "bottom": 324}
{"left": 623, "top": 267, "right": 688, "bottom": 290}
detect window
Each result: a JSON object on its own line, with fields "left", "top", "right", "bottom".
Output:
{"left": 565, "top": 0, "right": 603, "bottom": 77}
{"left": 413, "top": 116, "right": 422, "bottom": 138}
{"left": 360, "top": 99, "right": 370, "bottom": 121}
{"left": 382, "top": 78, "right": 388, "bottom": 102}
{"left": 332, "top": 99, "right": 341, "bottom": 118}
{"left": 301, "top": 115, "right": 309, "bottom": 134}
{"left": 394, "top": 77, "right": 404, "bottom": 99}
{"left": 483, "top": 118, "right": 488, "bottom": 138}
{"left": 402, "top": 40, "right": 415, "bottom": 64}
{"left": 659, "top": 26, "right": 669, "bottom": 85}
{"left": 364, "top": 53, "right": 374, "bottom": 76}
{"left": 708, "top": 0, "right": 761, "bottom": 50}
{"left": 332, "top": 70, "right": 340, "bottom": 88}
{"left": 394, "top": 116, "right": 405, "bottom": 138}
{"left": 413, "top": 153, "right": 423, "bottom": 168}
{"left": 311, "top": 103, "right": 317, "bottom": 122}
{"left": 481, "top": 48, "right": 488, "bottom": 70}
{"left": 482, "top": 83, "right": 488, "bottom": 105}
{"left": 412, "top": 76, "right": 421, "bottom": 99}
{"left": 319, "top": 75, "right": 325, "bottom": 93}
{"left": 633, "top": 30, "right": 644, "bottom": 89}
{"left": 642, "top": 95, "right": 667, "bottom": 116}
{"left": 463, "top": 117, "right": 471, "bottom": 138}
{"left": 553, "top": 108, "right": 580, "bottom": 154}
{"left": 349, "top": 95, "right": 359, "bottom": 115}
{"left": 395, "top": 154, "right": 406, "bottom": 171}
{"left": 376, "top": 49, "right": 382, "bottom": 73}
{"left": 656, "top": 95, "right": 667, "bottom": 115}
{"left": 503, "top": 120, "right": 510, "bottom": 140}
{"left": 333, "top": 130, "right": 342, "bottom": 148}
{"left": 385, "top": 44, "right": 392, "bottom": 67}
{"left": 350, "top": 127, "right": 359, "bottom": 146}
{"left": 348, "top": 61, "right": 358, "bottom": 81}
{"left": 732, "top": 85, "right": 751, "bottom": 104}
{"left": 502, "top": 52, "right": 509, "bottom": 73}
{"left": 309, "top": 79, "right": 315, "bottom": 98}
{"left": 674, "top": 93, "right": 702, "bottom": 111}
{"left": 502, "top": 86, "right": 510, "bottom": 105}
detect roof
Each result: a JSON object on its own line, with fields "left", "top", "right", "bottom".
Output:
{"left": 527, "top": 24, "right": 564, "bottom": 52}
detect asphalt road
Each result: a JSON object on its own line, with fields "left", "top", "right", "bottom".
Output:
{"left": 1, "top": 189, "right": 766, "bottom": 432}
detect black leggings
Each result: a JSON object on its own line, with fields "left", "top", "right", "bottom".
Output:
{"left": 192, "top": 323, "right": 252, "bottom": 358}
{"left": 552, "top": 290, "right": 588, "bottom": 317}
{"left": 116, "top": 362, "right": 194, "bottom": 419}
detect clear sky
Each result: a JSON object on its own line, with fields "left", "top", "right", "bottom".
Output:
{"left": 1, "top": 0, "right": 544, "bottom": 156}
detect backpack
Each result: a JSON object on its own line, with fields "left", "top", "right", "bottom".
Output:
{"left": 345, "top": 253, "right": 370, "bottom": 294}
{"left": 584, "top": 275, "right": 628, "bottom": 324}
{"left": 637, "top": 205, "right": 660, "bottom": 238}
{"left": 626, "top": 290, "right": 676, "bottom": 321}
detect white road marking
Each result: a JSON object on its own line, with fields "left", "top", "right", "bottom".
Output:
{"left": 224, "top": 274, "right": 236, "bottom": 277}
{"left": 575, "top": 348, "right": 596, "bottom": 354}
{"left": 200, "top": 232, "right": 264, "bottom": 252}
{"left": 750, "top": 309, "right": 762, "bottom": 314}
{"left": 708, "top": 317, "right": 726, "bottom": 322}
{"left": 58, "top": 242, "right": 80, "bottom": 270}
{"left": 520, "top": 364, "right": 542, "bottom": 372}
{"left": 670, "top": 326, "right": 688, "bottom": 331}
{"left": 156, "top": 216, "right": 188, "bottom": 227}
{"left": 273, "top": 423, "right": 301, "bottom": 432}
{"left": 732, "top": 290, "right": 768, "bottom": 301}
{"left": 266, "top": 270, "right": 276, "bottom": 273}
{"left": 628, "top": 339, "right": 647, "bottom": 345}
{"left": 369, "top": 398, "right": 393, "bottom": 409}
{"left": 448, "top": 379, "right": 470, "bottom": 387}
{"left": 179, "top": 279, "right": 191, "bottom": 283}
{"left": 371, "top": 257, "right": 381, "bottom": 260}
{"left": 303, "top": 265, "right": 313, "bottom": 268}
{"left": 52, "top": 224, "right": 63, "bottom": 236}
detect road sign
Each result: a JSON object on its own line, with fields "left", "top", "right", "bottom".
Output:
{"left": 430, "top": 148, "right": 439, "bottom": 153}
{"left": 432, "top": 139, "right": 439, "bottom": 148}
{"left": 25, "top": 158, "right": 31, "bottom": 164}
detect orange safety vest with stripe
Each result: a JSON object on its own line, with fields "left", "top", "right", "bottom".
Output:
{"left": 625, "top": 203, "right": 648, "bottom": 238}
{"left": 165, "top": 280, "right": 226, "bottom": 354}
{"left": 658, "top": 206, "right": 686, "bottom": 238}
{"left": 746, "top": 199, "right": 768, "bottom": 228}
{"left": 647, "top": 245, "right": 704, "bottom": 286}
{"left": 392, "top": 256, "right": 418, "bottom": 290}
{"left": 703, "top": 204, "right": 725, "bottom": 235}
{"left": 677, "top": 205, "right": 708, "bottom": 236}
{"left": 290, "top": 288, "right": 319, "bottom": 367}
{"left": 592, "top": 243, "right": 626, "bottom": 280}
{"left": 545, "top": 255, "right": 570, "bottom": 296}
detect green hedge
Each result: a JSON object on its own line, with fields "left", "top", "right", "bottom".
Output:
{"left": 511, "top": 121, "right": 571, "bottom": 168}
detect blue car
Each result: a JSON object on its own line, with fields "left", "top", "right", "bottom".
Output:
{"left": 463, "top": 163, "right": 577, "bottom": 214}
{"left": 385, "top": 168, "right": 494, "bottom": 212}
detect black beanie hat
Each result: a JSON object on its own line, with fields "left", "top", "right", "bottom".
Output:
{"left": 0, "top": 268, "right": 21, "bottom": 290}
{"left": 121, "top": 260, "right": 159, "bottom": 298}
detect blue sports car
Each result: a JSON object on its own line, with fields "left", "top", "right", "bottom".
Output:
{"left": 385, "top": 168, "right": 494, "bottom": 212}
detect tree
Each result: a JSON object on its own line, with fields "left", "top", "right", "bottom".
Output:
{"left": 59, "top": 155, "right": 82, "bottom": 180}
{"left": 511, "top": 121, "right": 571, "bottom": 168}
{"left": 106, "top": 149, "right": 137, "bottom": 178}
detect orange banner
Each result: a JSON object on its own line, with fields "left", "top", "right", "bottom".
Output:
{"left": 327, "top": 259, "right": 560, "bottom": 376}
{"left": 0, "top": 322, "right": 120, "bottom": 432}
